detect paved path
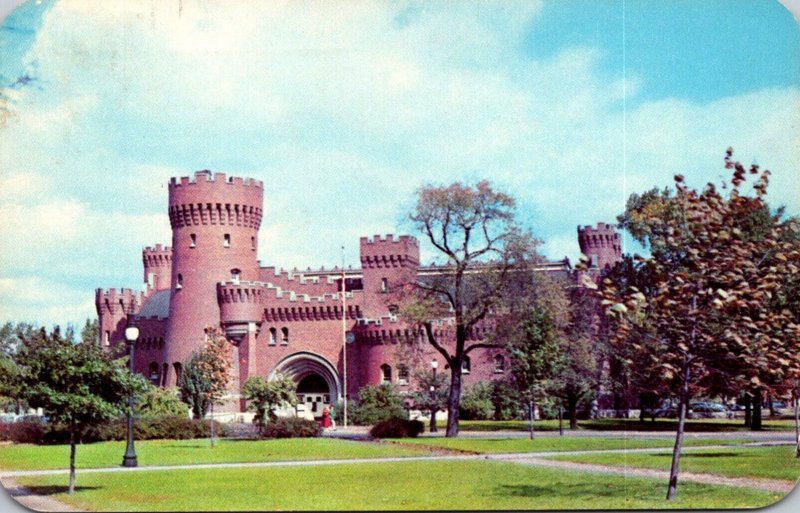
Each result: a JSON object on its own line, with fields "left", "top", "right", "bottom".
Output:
{"left": 1, "top": 477, "right": 81, "bottom": 512}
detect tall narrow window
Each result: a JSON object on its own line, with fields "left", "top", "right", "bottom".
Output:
{"left": 230, "top": 268, "right": 241, "bottom": 285}
{"left": 224, "top": 233, "right": 231, "bottom": 247}
{"left": 269, "top": 327, "right": 277, "bottom": 346}
{"left": 461, "top": 356, "right": 471, "bottom": 374}
{"left": 190, "top": 233, "right": 196, "bottom": 248}
{"left": 176, "top": 273, "right": 183, "bottom": 290}
{"left": 380, "top": 277, "right": 388, "bottom": 293}
{"left": 103, "top": 330, "right": 110, "bottom": 347}
{"left": 251, "top": 236, "right": 256, "bottom": 251}
{"left": 281, "top": 327, "right": 289, "bottom": 345}
{"left": 397, "top": 365, "right": 409, "bottom": 385}
{"left": 380, "top": 364, "right": 392, "bottom": 383}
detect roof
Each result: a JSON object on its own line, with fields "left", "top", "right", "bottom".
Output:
{"left": 135, "top": 289, "right": 171, "bottom": 320}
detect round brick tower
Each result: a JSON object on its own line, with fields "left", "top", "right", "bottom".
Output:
{"left": 577, "top": 222, "right": 622, "bottom": 271}
{"left": 163, "top": 171, "right": 264, "bottom": 385}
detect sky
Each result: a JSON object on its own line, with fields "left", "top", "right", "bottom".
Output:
{"left": 0, "top": 0, "right": 798, "bottom": 328}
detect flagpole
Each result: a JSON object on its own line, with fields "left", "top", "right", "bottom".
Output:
{"left": 341, "top": 245, "right": 348, "bottom": 428}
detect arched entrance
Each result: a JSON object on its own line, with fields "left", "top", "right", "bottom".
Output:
{"left": 270, "top": 352, "right": 340, "bottom": 419}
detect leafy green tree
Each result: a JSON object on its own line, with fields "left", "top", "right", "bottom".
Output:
{"left": 603, "top": 149, "right": 800, "bottom": 499}
{"left": 136, "top": 385, "right": 188, "bottom": 418}
{"left": 349, "top": 383, "right": 406, "bottom": 425}
{"left": 16, "top": 326, "right": 144, "bottom": 494}
{"left": 506, "top": 307, "right": 566, "bottom": 439}
{"left": 409, "top": 368, "right": 448, "bottom": 432}
{"left": 80, "top": 318, "right": 99, "bottom": 346}
{"left": 458, "top": 382, "right": 494, "bottom": 420}
{"left": 241, "top": 373, "right": 297, "bottom": 434}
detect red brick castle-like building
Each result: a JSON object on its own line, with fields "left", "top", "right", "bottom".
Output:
{"left": 96, "top": 171, "right": 621, "bottom": 417}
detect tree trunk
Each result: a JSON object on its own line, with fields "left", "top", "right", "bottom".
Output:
{"left": 210, "top": 402, "right": 216, "bottom": 447}
{"left": 752, "top": 389, "right": 763, "bottom": 431}
{"left": 528, "top": 399, "right": 535, "bottom": 440}
{"left": 768, "top": 393, "right": 775, "bottom": 417}
{"left": 744, "top": 394, "right": 751, "bottom": 427}
{"left": 68, "top": 423, "right": 76, "bottom": 495}
{"left": 666, "top": 362, "right": 690, "bottom": 501}
{"left": 793, "top": 383, "right": 799, "bottom": 459}
{"left": 568, "top": 396, "right": 578, "bottom": 429}
{"left": 445, "top": 364, "right": 462, "bottom": 438}
{"left": 558, "top": 405, "right": 563, "bottom": 436}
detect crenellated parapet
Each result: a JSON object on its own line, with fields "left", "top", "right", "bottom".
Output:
{"left": 218, "top": 279, "right": 362, "bottom": 323}
{"left": 168, "top": 171, "right": 263, "bottom": 230}
{"left": 577, "top": 222, "right": 622, "bottom": 271}
{"left": 360, "top": 234, "right": 420, "bottom": 268}
{"left": 95, "top": 287, "right": 143, "bottom": 315}
{"left": 142, "top": 244, "right": 172, "bottom": 292}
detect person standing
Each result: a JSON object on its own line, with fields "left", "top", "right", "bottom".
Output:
{"left": 329, "top": 405, "right": 337, "bottom": 430}
{"left": 321, "top": 407, "right": 331, "bottom": 429}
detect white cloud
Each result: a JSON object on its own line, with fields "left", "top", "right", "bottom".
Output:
{"left": 0, "top": 1, "right": 797, "bottom": 326}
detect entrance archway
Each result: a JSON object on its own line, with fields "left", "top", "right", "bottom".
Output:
{"left": 270, "top": 352, "right": 340, "bottom": 419}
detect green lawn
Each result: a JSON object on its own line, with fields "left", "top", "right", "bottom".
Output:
{"left": 14, "top": 459, "right": 784, "bottom": 511}
{"left": 0, "top": 438, "right": 432, "bottom": 471}
{"left": 547, "top": 445, "right": 800, "bottom": 482}
{"left": 450, "top": 418, "right": 796, "bottom": 432}
{"left": 389, "top": 436, "right": 751, "bottom": 454}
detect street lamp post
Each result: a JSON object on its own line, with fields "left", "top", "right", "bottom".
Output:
{"left": 430, "top": 360, "right": 438, "bottom": 433}
{"left": 122, "top": 325, "right": 139, "bottom": 468}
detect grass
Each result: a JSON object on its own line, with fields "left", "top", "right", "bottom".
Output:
{"left": 547, "top": 445, "right": 800, "bottom": 482}
{"left": 450, "top": 418, "right": 797, "bottom": 432}
{"left": 0, "top": 438, "right": 432, "bottom": 471}
{"left": 14, "top": 459, "right": 784, "bottom": 511}
{"left": 389, "top": 436, "right": 752, "bottom": 454}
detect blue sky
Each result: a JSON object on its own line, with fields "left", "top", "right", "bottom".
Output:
{"left": 0, "top": 0, "right": 798, "bottom": 327}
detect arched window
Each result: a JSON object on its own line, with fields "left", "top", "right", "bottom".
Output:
{"left": 176, "top": 274, "right": 183, "bottom": 290}
{"left": 223, "top": 233, "right": 231, "bottom": 247}
{"left": 461, "top": 356, "right": 471, "bottom": 374}
{"left": 494, "top": 355, "right": 505, "bottom": 373}
{"left": 380, "top": 364, "right": 392, "bottom": 383}
{"left": 397, "top": 365, "right": 409, "bottom": 385}
{"left": 268, "top": 327, "right": 277, "bottom": 345}
{"left": 173, "top": 362, "right": 183, "bottom": 386}
{"left": 230, "top": 268, "right": 241, "bottom": 285}
{"left": 190, "top": 233, "right": 196, "bottom": 248}
{"left": 149, "top": 362, "right": 160, "bottom": 384}
{"left": 281, "top": 327, "right": 289, "bottom": 345}
{"left": 380, "top": 277, "right": 388, "bottom": 293}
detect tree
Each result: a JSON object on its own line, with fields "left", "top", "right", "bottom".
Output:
{"left": 349, "top": 383, "right": 406, "bottom": 425}
{"left": 16, "top": 326, "right": 143, "bottom": 494}
{"left": 136, "top": 385, "right": 188, "bottom": 418}
{"left": 179, "top": 327, "right": 233, "bottom": 446}
{"left": 403, "top": 180, "right": 538, "bottom": 437}
{"left": 505, "top": 307, "right": 565, "bottom": 439}
{"left": 409, "top": 368, "right": 448, "bottom": 432}
{"left": 603, "top": 149, "right": 800, "bottom": 500}
{"left": 241, "top": 373, "right": 297, "bottom": 435}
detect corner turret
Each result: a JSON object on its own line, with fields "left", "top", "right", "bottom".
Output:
{"left": 577, "top": 222, "right": 622, "bottom": 271}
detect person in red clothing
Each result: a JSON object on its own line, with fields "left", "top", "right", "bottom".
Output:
{"left": 321, "top": 407, "right": 331, "bottom": 428}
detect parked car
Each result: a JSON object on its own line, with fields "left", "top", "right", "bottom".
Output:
{"left": 688, "top": 402, "right": 728, "bottom": 419}
{"left": 0, "top": 413, "right": 17, "bottom": 423}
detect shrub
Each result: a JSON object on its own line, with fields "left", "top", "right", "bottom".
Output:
{"left": 259, "top": 417, "right": 321, "bottom": 438}
{"left": 349, "top": 384, "right": 406, "bottom": 425}
{"left": 369, "top": 417, "right": 424, "bottom": 439}
{"left": 459, "top": 382, "right": 493, "bottom": 420}
{"left": 0, "top": 418, "right": 45, "bottom": 444}
{"left": 491, "top": 380, "right": 522, "bottom": 420}
{"left": 136, "top": 386, "right": 189, "bottom": 418}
